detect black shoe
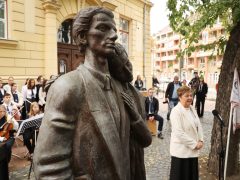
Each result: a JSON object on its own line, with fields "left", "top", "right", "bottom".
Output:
{"left": 167, "top": 114, "right": 170, "bottom": 120}
{"left": 158, "top": 133, "right": 164, "bottom": 139}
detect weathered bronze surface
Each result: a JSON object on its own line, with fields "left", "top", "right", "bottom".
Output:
{"left": 33, "top": 7, "right": 151, "bottom": 180}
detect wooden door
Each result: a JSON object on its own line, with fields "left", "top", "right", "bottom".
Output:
{"left": 57, "top": 43, "right": 84, "bottom": 74}
{"left": 58, "top": 48, "right": 71, "bottom": 74}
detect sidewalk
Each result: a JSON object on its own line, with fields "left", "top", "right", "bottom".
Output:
{"left": 9, "top": 98, "right": 220, "bottom": 180}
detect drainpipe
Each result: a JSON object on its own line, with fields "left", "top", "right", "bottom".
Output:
{"left": 143, "top": 0, "right": 146, "bottom": 88}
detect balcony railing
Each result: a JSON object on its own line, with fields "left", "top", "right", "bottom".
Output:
{"left": 161, "top": 55, "right": 176, "bottom": 61}
{"left": 187, "top": 64, "right": 194, "bottom": 69}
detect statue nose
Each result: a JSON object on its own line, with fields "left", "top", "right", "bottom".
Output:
{"left": 109, "top": 30, "right": 118, "bottom": 42}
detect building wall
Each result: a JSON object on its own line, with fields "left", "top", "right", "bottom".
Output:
{"left": 0, "top": 0, "right": 152, "bottom": 88}
{"left": 0, "top": 0, "right": 45, "bottom": 85}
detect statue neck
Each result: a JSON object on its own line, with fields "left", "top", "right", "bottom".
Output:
{"left": 84, "top": 49, "right": 109, "bottom": 74}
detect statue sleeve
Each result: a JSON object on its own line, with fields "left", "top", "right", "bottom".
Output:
{"left": 130, "top": 117, "right": 152, "bottom": 147}
{"left": 33, "top": 74, "right": 82, "bottom": 180}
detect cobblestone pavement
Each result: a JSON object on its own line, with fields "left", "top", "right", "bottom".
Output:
{"left": 9, "top": 97, "right": 216, "bottom": 180}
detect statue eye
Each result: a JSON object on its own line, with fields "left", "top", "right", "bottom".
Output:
{"left": 97, "top": 25, "right": 108, "bottom": 32}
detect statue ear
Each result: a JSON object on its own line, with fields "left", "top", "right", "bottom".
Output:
{"left": 79, "top": 32, "right": 87, "bottom": 45}
{"left": 75, "top": 32, "right": 87, "bottom": 46}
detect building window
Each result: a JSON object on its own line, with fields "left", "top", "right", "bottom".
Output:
{"left": 119, "top": 18, "right": 129, "bottom": 53}
{"left": 57, "top": 19, "right": 73, "bottom": 44}
{"left": 199, "top": 58, "right": 205, "bottom": 68}
{"left": 59, "top": 59, "right": 67, "bottom": 74}
{"left": 214, "top": 72, "right": 219, "bottom": 83}
{"left": 0, "top": 0, "right": 7, "bottom": 39}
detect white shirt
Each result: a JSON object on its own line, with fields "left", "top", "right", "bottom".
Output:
{"left": 38, "top": 87, "right": 46, "bottom": 106}
{"left": 0, "top": 88, "right": 4, "bottom": 95}
{"left": 3, "top": 102, "right": 15, "bottom": 116}
{"left": 3, "top": 84, "right": 11, "bottom": 93}
{"left": 26, "top": 87, "right": 37, "bottom": 99}
{"left": 22, "top": 86, "right": 37, "bottom": 100}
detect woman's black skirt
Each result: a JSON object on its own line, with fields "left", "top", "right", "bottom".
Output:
{"left": 170, "top": 156, "right": 199, "bottom": 180}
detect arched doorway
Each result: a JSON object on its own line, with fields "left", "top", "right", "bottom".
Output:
{"left": 57, "top": 19, "right": 84, "bottom": 74}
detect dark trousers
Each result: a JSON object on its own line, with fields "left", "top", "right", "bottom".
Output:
{"left": 5, "top": 138, "right": 14, "bottom": 163}
{"left": 148, "top": 114, "right": 164, "bottom": 132}
{"left": 0, "top": 142, "right": 9, "bottom": 180}
{"left": 196, "top": 97, "right": 205, "bottom": 117}
{"left": 0, "top": 158, "right": 9, "bottom": 180}
{"left": 23, "top": 128, "right": 35, "bottom": 154}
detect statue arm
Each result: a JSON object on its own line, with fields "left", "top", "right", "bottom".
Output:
{"left": 121, "top": 92, "right": 152, "bottom": 147}
{"left": 33, "top": 75, "right": 82, "bottom": 180}
{"left": 130, "top": 117, "right": 152, "bottom": 147}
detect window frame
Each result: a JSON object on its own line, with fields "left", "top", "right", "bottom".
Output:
{"left": 119, "top": 17, "right": 129, "bottom": 53}
{"left": 0, "top": 0, "right": 8, "bottom": 39}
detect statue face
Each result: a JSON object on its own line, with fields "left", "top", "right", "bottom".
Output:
{"left": 113, "top": 59, "right": 133, "bottom": 83}
{"left": 86, "top": 13, "right": 118, "bottom": 57}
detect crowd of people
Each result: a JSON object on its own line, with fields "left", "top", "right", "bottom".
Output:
{"left": 133, "top": 72, "right": 208, "bottom": 179}
{"left": 0, "top": 75, "right": 47, "bottom": 180}
{"left": 134, "top": 72, "right": 209, "bottom": 119}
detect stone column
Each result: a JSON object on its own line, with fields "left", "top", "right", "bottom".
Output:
{"left": 42, "top": 0, "right": 61, "bottom": 79}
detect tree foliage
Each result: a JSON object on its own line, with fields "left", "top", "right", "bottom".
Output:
{"left": 167, "top": 0, "right": 240, "bottom": 57}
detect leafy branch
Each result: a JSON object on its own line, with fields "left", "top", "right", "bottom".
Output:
{"left": 167, "top": 0, "right": 239, "bottom": 58}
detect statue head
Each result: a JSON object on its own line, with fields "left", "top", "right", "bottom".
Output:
{"left": 73, "top": 7, "right": 117, "bottom": 56}
{"left": 108, "top": 43, "right": 133, "bottom": 82}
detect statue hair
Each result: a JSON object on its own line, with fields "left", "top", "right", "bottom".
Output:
{"left": 72, "top": 7, "right": 114, "bottom": 54}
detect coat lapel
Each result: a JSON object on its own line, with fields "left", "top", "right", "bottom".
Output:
{"left": 78, "top": 65, "right": 124, "bottom": 180}
{"left": 179, "top": 104, "right": 198, "bottom": 135}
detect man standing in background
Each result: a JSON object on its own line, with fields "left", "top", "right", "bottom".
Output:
{"left": 165, "top": 76, "right": 182, "bottom": 120}
{"left": 196, "top": 77, "right": 208, "bottom": 117}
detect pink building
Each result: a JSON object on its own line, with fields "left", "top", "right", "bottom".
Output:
{"left": 152, "top": 24, "right": 226, "bottom": 88}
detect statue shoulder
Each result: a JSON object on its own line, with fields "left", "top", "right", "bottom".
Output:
{"left": 47, "top": 70, "right": 85, "bottom": 97}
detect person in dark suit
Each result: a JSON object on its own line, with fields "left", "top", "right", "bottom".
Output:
{"left": 196, "top": 77, "right": 208, "bottom": 117}
{"left": 165, "top": 76, "right": 182, "bottom": 120}
{"left": 145, "top": 88, "right": 164, "bottom": 138}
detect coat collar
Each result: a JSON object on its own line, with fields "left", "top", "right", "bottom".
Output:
{"left": 177, "top": 103, "right": 199, "bottom": 134}
{"left": 84, "top": 64, "right": 112, "bottom": 91}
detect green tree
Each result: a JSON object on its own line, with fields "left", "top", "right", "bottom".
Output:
{"left": 167, "top": 0, "right": 240, "bottom": 177}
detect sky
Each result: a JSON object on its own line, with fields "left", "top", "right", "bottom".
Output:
{"left": 150, "top": 0, "right": 169, "bottom": 35}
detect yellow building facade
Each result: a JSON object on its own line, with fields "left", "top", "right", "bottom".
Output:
{"left": 0, "top": 0, "right": 152, "bottom": 88}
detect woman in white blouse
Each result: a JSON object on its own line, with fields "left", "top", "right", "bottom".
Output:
{"left": 22, "top": 79, "right": 37, "bottom": 113}
{"left": 38, "top": 79, "right": 47, "bottom": 111}
{"left": 170, "top": 86, "right": 203, "bottom": 180}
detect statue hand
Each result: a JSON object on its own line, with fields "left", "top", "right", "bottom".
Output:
{"left": 121, "top": 92, "right": 140, "bottom": 121}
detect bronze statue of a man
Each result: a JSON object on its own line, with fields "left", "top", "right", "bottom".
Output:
{"left": 34, "top": 7, "right": 151, "bottom": 180}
